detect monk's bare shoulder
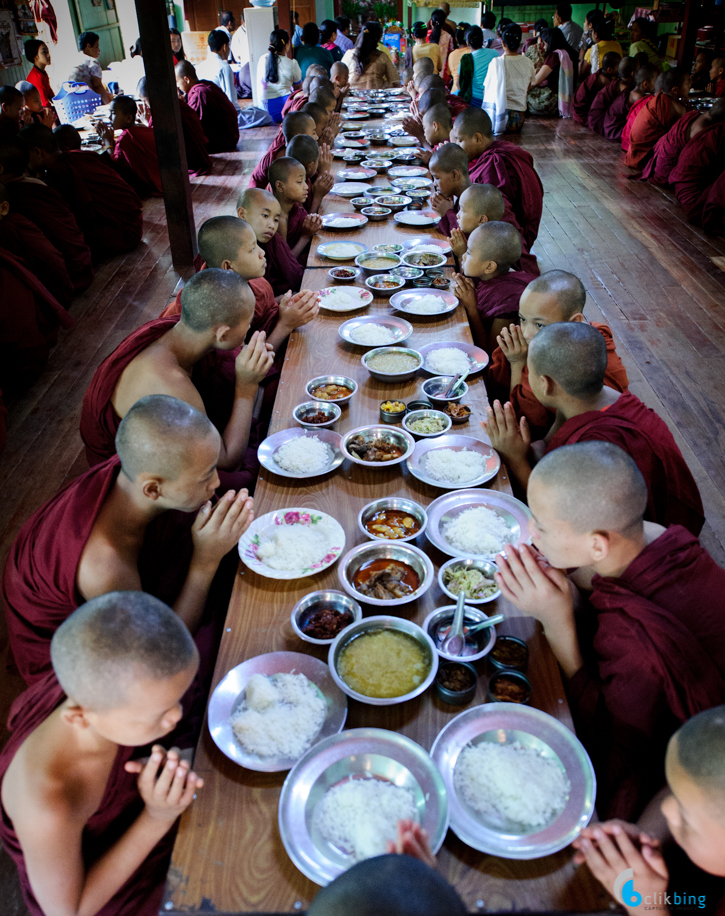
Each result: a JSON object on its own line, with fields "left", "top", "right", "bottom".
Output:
{"left": 113, "top": 341, "right": 206, "bottom": 418}
{"left": 77, "top": 529, "right": 143, "bottom": 601}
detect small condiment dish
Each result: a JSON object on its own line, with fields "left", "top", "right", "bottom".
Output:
{"left": 358, "top": 496, "right": 428, "bottom": 543}
{"left": 291, "top": 589, "right": 362, "bottom": 645}
{"left": 489, "top": 635, "right": 529, "bottom": 672}
{"left": 293, "top": 400, "right": 342, "bottom": 429}
{"left": 435, "top": 661, "right": 478, "bottom": 706}
{"left": 402, "top": 408, "right": 452, "bottom": 439}
{"left": 438, "top": 557, "right": 501, "bottom": 605}
{"left": 422, "top": 376, "right": 469, "bottom": 409}
{"left": 487, "top": 669, "right": 532, "bottom": 704}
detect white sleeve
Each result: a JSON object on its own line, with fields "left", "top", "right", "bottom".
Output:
{"left": 257, "top": 53, "right": 268, "bottom": 102}
{"left": 222, "top": 64, "right": 237, "bottom": 107}
{"left": 292, "top": 59, "right": 302, "bottom": 84}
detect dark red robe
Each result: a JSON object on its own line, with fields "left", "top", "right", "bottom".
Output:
{"left": 0, "top": 673, "right": 177, "bottom": 916}
{"left": 475, "top": 270, "right": 534, "bottom": 329}
{"left": 620, "top": 95, "right": 649, "bottom": 151}
{"left": 569, "top": 525, "right": 725, "bottom": 820}
{"left": 44, "top": 150, "right": 143, "bottom": 255}
{"left": 110, "top": 125, "right": 163, "bottom": 197}
{"left": 601, "top": 87, "right": 632, "bottom": 142}
{"left": 669, "top": 123, "right": 725, "bottom": 232}
{"left": 701, "top": 170, "right": 725, "bottom": 235}
{"left": 446, "top": 92, "right": 468, "bottom": 118}
{"left": 5, "top": 179, "right": 93, "bottom": 292}
{"left": 280, "top": 91, "right": 307, "bottom": 119}
{"left": 574, "top": 72, "right": 607, "bottom": 124}
{"left": 642, "top": 109, "right": 700, "bottom": 186}
{"left": 150, "top": 101, "right": 211, "bottom": 177}
{"left": 0, "top": 212, "right": 73, "bottom": 308}
{"left": 468, "top": 141, "right": 544, "bottom": 253}
{"left": 249, "top": 126, "right": 287, "bottom": 188}
{"left": 0, "top": 388, "right": 6, "bottom": 456}
{"left": 546, "top": 391, "right": 704, "bottom": 534}
{"left": 185, "top": 80, "right": 239, "bottom": 153}
{"left": 263, "top": 231, "right": 304, "bottom": 295}
{"left": 487, "top": 322, "right": 629, "bottom": 439}
{"left": 625, "top": 92, "right": 682, "bottom": 170}
{"left": 587, "top": 79, "right": 623, "bottom": 135}
{"left": 286, "top": 201, "right": 309, "bottom": 255}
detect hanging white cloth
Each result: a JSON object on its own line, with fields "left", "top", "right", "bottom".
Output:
{"left": 482, "top": 55, "right": 508, "bottom": 135}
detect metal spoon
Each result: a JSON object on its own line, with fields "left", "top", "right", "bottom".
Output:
{"left": 465, "top": 614, "right": 505, "bottom": 635}
{"left": 441, "top": 591, "right": 466, "bottom": 656}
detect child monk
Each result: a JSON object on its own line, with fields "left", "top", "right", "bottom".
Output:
{"left": 0, "top": 591, "right": 205, "bottom": 916}
{"left": 137, "top": 76, "right": 211, "bottom": 177}
{"left": 24, "top": 38, "right": 55, "bottom": 107}
{"left": 237, "top": 187, "right": 304, "bottom": 297}
{"left": 644, "top": 97, "right": 725, "bottom": 186}
{"left": 709, "top": 57, "right": 725, "bottom": 97}
{"left": 0, "top": 85, "right": 24, "bottom": 141}
{"left": 19, "top": 123, "right": 143, "bottom": 256}
{"left": 450, "top": 107, "right": 544, "bottom": 254}
{"left": 286, "top": 134, "right": 334, "bottom": 213}
{"left": 302, "top": 98, "right": 339, "bottom": 148}
{"left": 588, "top": 56, "right": 635, "bottom": 135}
{"left": 269, "top": 156, "right": 322, "bottom": 260}
{"left": 175, "top": 60, "right": 239, "bottom": 153}
{"left": 330, "top": 61, "right": 349, "bottom": 95}
{"left": 495, "top": 441, "right": 725, "bottom": 820}
{"left": 14, "top": 81, "right": 55, "bottom": 128}
{"left": 625, "top": 67, "right": 691, "bottom": 171}
{"left": 452, "top": 221, "right": 536, "bottom": 353}
{"left": 97, "top": 94, "right": 163, "bottom": 197}
{"left": 249, "top": 110, "right": 317, "bottom": 189}
{"left": 487, "top": 270, "right": 628, "bottom": 439}
{"left": 608, "top": 64, "right": 657, "bottom": 144}
{"left": 485, "top": 322, "right": 704, "bottom": 534}
{"left": 429, "top": 142, "right": 471, "bottom": 234}
{"left": 573, "top": 51, "right": 620, "bottom": 124}
{"left": 423, "top": 103, "right": 452, "bottom": 149}
{"left": 0, "top": 141, "right": 93, "bottom": 292}
{"left": 53, "top": 123, "right": 82, "bottom": 151}
{"left": 668, "top": 115, "right": 725, "bottom": 232}
{"left": 281, "top": 65, "right": 328, "bottom": 118}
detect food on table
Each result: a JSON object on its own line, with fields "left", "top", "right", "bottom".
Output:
{"left": 408, "top": 245, "right": 445, "bottom": 256}
{"left": 407, "top": 415, "right": 447, "bottom": 434}
{"left": 327, "top": 217, "right": 365, "bottom": 228}
{"left": 438, "top": 664, "right": 475, "bottom": 692}
{"left": 446, "top": 402, "right": 472, "bottom": 419}
{"left": 302, "top": 606, "right": 353, "bottom": 640}
{"left": 320, "top": 289, "right": 369, "bottom": 311}
{"left": 443, "top": 565, "right": 498, "bottom": 600}
{"left": 363, "top": 508, "right": 421, "bottom": 540}
{"left": 311, "top": 383, "right": 353, "bottom": 400}
{"left": 346, "top": 434, "right": 405, "bottom": 462}
{"left": 338, "top": 628, "right": 427, "bottom": 696}
{"left": 230, "top": 672, "right": 326, "bottom": 759}
{"left": 331, "top": 267, "right": 357, "bottom": 279}
{"left": 431, "top": 277, "right": 450, "bottom": 289}
{"left": 402, "top": 294, "right": 448, "bottom": 314}
{"left": 368, "top": 277, "right": 403, "bottom": 290}
{"left": 442, "top": 505, "right": 513, "bottom": 555}
{"left": 274, "top": 435, "right": 333, "bottom": 474}
{"left": 405, "top": 252, "right": 444, "bottom": 267}
{"left": 398, "top": 212, "right": 436, "bottom": 224}
{"left": 313, "top": 777, "right": 417, "bottom": 861}
{"left": 380, "top": 400, "right": 406, "bottom": 413}
{"left": 351, "top": 324, "right": 397, "bottom": 345}
{"left": 422, "top": 448, "right": 485, "bottom": 484}
{"left": 256, "top": 523, "right": 334, "bottom": 571}
{"left": 491, "top": 637, "right": 529, "bottom": 669}
{"left": 374, "top": 244, "right": 403, "bottom": 254}
{"left": 325, "top": 243, "right": 365, "bottom": 258}
{"left": 366, "top": 352, "right": 420, "bottom": 373}
{"left": 454, "top": 741, "right": 569, "bottom": 828}
{"left": 424, "top": 348, "right": 470, "bottom": 377}
{"left": 352, "top": 558, "right": 420, "bottom": 599}
{"left": 360, "top": 257, "right": 399, "bottom": 269}
{"left": 299, "top": 410, "right": 333, "bottom": 425}
{"left": 375, "top": 196, "right": 409, "bottom": 206}
{"left": 490, "top": 674, "right": 530, "bottom": 704}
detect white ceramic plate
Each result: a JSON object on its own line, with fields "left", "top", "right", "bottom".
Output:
{"left": 389, "top": 136, "right": 418, "bottom": 146}
{"left": 321, "top": 213, "right": 369, "bottom": 230}
{"left": 258, "top": 427, "right": 344, "bottom": 479}
{"left": 331, "top": 182, "right": 373, "bottom": 197}
{"left": 394, "top": 209, "right": 441, "bottom": 227}
{"left": 318, "top": 286, "right": 373, "bottom": 311}
{"left": 391, "top": 177, "right": 433, "bottom": 190}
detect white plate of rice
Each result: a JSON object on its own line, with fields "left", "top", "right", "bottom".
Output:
{"left": 407, "top": 435, "right": 500, "bottom": 490}
{"left": 389, "top": 288, "right": 458, "bottom": 317}
{"left": 318, "top": 286, "right": 374, "bottom": 312}
{"left": 208, "top": 652, "right": 347, "bottom": 772}
{"left": 338, "top": 314, "right": 413, "bottom": 348}
{"left": 258, "top": 428, "right": 343, "bottom": 479}
{"left": 430, "top": 704, "right": 596, "bottom": 858}
{"left": 239, "top": 507, "right": 346, "bottom": 580}
{"left": 418, "top": 341, "right": 489, "bottom": 376}
{"left": 424, "top": 489, "right": 532, "bottom": 559}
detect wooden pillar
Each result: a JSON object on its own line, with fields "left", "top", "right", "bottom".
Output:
{"left": 134, "top": 0, "right": 197, "bottom": 270}
{"left": 677, "top": 0, "right": 702, "bottom": 69}
{"left": 278, "top": 0, "right": 291, "bottom": 39}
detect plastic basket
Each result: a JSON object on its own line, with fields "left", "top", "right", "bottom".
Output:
{"left": 52, "top": 81, "right": 103, "bottom": 125}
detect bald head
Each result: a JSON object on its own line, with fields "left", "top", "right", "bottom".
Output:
{"left": 301, "top": 102, "right": 327, "bottom": 130}
{"left": 676, "top": 706, "right": 725, "bottom": 806}
{"left": 419, "top": 73, "right": 445, "bottom": 93}
{"left": 111, "top": 94, "right": 137, "bottom": 119}
{"left": 418, "top": 88, "right": 446, "bottom": 115}
{"left": 619, "top": 56, "right": 637, "bottom": 80}
{"left": 529, "top": 322, "right": 606, "bottom": 398}
{"left": 197, "top": 216, "right": 256, "bottom": 268}
{"left": 331, "top": 61, "right": 348, "bottom": 80}
{"left": 269, "top": 155, "right": 305, "bottom": 190}
{"left": 635, "top": 64, "right": 657, "bottom": 88}
{"left": 116, "top": 394, "right": 217, "bottom": 482}
{"left": 18, "top": 122, "right": 58, "bottom": 153}
{"left": 524, "top": 270, "right": 586, "bottom": 319}
{"left": 236, "top": 186, "right": 277, "bottom": 214}
{"left": 413, "top": 56, "right": 434, "bottom": 75}
{"left": 180, "top": 267, "right": 254, "bottom": 332}
{"left": 430, "top": 142, "right": 469, "bottom": 176}
{"left": 531, "top": 442, "right": 647, "bottom": 535}
{"left": 53, "top": 124, "right": 82, "bottom": 151}
{"left": 309, "top": 87, "right": 336, "bottom": 110}
{"left": 306, "top": 64, "right": 328, "bottom": 79}
{"left": 423, "top": 103, "right": 452, "bottom": 133}
{"left": 454, "top": 106, "right": 493, "bottom": 139}
{"left": 706, "top": 98, "right": 725, "bottom": 124}
{"left": 459, "top": 184, "right": 505, "bottom": 221}
{"left": 282, "top": 111, "right": 315, "bottom": 141}
{"left": 51, "top": 591, "right": 198, "bottom": 711}
{"left": 469, "top": 221, "right": 522, "bottom": 271}
{"left": 137, "top": 76, "right": 149, "bottom": 100}
{"left": 601, "top": 51, "right": 621, "bottom": 72}
{"left": 175, "top": 59, "right": 197, "bottom": 80}
{"left": 286, "top": 133, "right": 319, "bottom": 166}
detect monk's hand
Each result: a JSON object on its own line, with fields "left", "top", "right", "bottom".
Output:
{"left": 301, "top": 213, "right": 322, "bottom": 238}
{"left": 279, "top": 290, "right": 320, "bottom": 330}
{"left": 410, "top": 98, "right": 420, "bottom": 119}
{"left": 405, "top": 79, "right": 416, "bottom": 98}
{"left": 430, "top": 192, "right": 454, "bottom": 217}
{"left": 386, "top": 819, "right": 437, "bottom": 870}
{"left": 235, "top": 330, "right": 275, "bottom": 388}
{"left": 447, "top": 228, "right": 467, "bottom": 260}
{"left": 193, "top": 488, "right": 255, "bottom": 563}
{"left": 315, "top": 171, "right": 334, "bottom": 197}
{"left": 97, "top": 121, "right": 115, "bottom": 150}
{"left": 38, "top": 106, "right": 56, "bottom": 129}
{"left": 481, "top": 400, "right": 530, "bottom": 464}
{"left": 497, "top": 324, "right": 527, "bottom": 366}
{"left": 415, "top": 147, "right": 432, "bottom": 166}
{"left": 451, "top": 272, "right": 476, "bottom": 314}
{"left": 318, "top": 142, "right": 333, "bottom": 175}
{"left": 134, "top": 746, "right": 203, "bottom": 827}
{"left": 573, "top": 821, "right": 661, "bottom": 866}
{"left": 401, "top": 115, "right": 425, "bottom": 142}
{"left": 495, "top": 543, "right": 573, "bottom": 621}
{"left": 572, "top": 823, "right": 668, "bottom": 916}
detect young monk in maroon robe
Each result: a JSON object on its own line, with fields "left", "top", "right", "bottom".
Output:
{"left": 609, "top": 65, "right": 656, "bottom": 145}
{"left": 137, "top": 76, "right": 211, "bottom": 177}
{"left": 97, "top": 94, "right": 163, "bottom": 197}
{"left": 0, "top": 86, "right": 23, "bottom": 142}
{"left": 286, "top": 134, "right": 334, "bottom": 213}
{"left": 53, "top": 123, "right": 82, "bottom": 152}
{"left": 669, "top": 121, "right": 725, "bottom": 232}
{"left": 588, "top": 56, "right": 635, "bottom": 135}
{"left": 485, "top": 322, "right": 704, "bottom": 535}
{"left": 175, "top": 60, "right": 239, "bottom": 153}
{"left": 237, "top": 187, "right": 305, "bottom": 296}
{"left": 495, "top": 441, "right": 725, "bottom": 820}
{"left": 452, "top": 221, "right": 536, "bottom": 354}
{"left": 625, "top": 68, "right": 691, "bottom": 171}
{"left": 15, "top": 82, "right": 55, "bottom": 129}
{"left": 19, "top": 123, "right": 143, "bottom": 256}
{"left": 643, "top": 98, "right": 725, "bottom": 186}
{"left": 487, "top": 271, "right": 628, "bottom": 441}
{"left": 0, "top": 592, "right": 207, "bottom": 916}
{"left": 248, "top": 110, "right": 317, "bottom": 189}
{"left": 573, "top": 51, "right": 620, "bottom": 125}
{"left": 269, "top": 156, "right": 321, "bottom": 261}
{"left": 450, "top": 107, "right": 544, "bottom": 254}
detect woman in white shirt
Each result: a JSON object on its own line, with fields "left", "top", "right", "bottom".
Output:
{"left": 257, "top": 29, "right": 302, "bottom": 122}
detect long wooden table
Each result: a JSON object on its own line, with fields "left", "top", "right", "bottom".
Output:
{"left": 164, "top": 113, "right": 609, "bottom": 915}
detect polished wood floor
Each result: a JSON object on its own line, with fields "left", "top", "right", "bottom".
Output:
{"left": 0, "top": 116, "right": 724, "bottom": 914}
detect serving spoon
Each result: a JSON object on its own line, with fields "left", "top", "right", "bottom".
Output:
{"left": 441, "top": 591, "right": 466, "bottom": 656}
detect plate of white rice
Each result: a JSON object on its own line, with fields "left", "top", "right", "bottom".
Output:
{"left": 418, "top": 341, "right": 489, "bottom": 377}
{"left": 208, "top": 651, "right": 347, "bottom": 772}
{"left": 407, "top": 435, "right": 500, "bottom": 490}
{"left": 424, "top": 489, "right": 532, "bottom": 559}
{"left": 239, "top": 507, "right": 346, "bottom": 580}
{"left": 389, "top": 288, "right": 458, "bottom": 317}
{"left": 393, "top": 209, "right": 440, "bottom": 227}
{"left": 279, "top": 728, "right": 448, "bottom": 884}
{"left": 318, "top": 286, "right": 374, "bottom": 312}
{"left": 430, "top": 704, "right": 596, "bottom": 859}
{"left": 258, "top": 428, "right": 344, "bottom": 479}
{"left": 338, "top": 315, "right": 413, "bottom": 348}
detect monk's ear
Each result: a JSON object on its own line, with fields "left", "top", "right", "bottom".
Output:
{"left": 61, "top": 702, "right": 91, "bottom": 730}
{"left": 589, "top": 530, "right": 612, "bottom": 563}
{"left": 236, "top": 206, "right": 246, "bottom": 220}
{"left": 570, "top": 312, "right": 585, "bottom": 323}
{"left": 483, "top": 258, "right": 498, "bottom": 275}
{"left": 215, "top": 324, "right": 232, "bottom": 344}
{"left": 541, "top": 374, "right": 557, "bottom": 397}
{"left": 480, "top": 215, "right": 489, "bottom": 225}
{"left": 139, "top": 475, "right": 163, "bottom": 501}
{"left": 220, "top": 259, "right": 234, "bottom": 271}
{"left": 0, "top": 200, "right": 9, "bottom": 218}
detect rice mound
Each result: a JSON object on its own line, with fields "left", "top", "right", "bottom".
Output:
{"left": 425, "top": 347, "right": 470, "bottom": 376}
{"left": 423, "top": 448, "right": 485, "bottom": 484}
{"left": 274, "top": 435, "right": 333, "bottom": 474}
{"left": 442, "top": 505, "right": 511, "bottom": 555}
{"left": 256, "top": 523, "right": 333, "bottom": 571}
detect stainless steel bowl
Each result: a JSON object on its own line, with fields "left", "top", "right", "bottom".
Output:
{"left": 290, "top": 589, "right": 362, "bottom": 645}
{"left": 390, "top": 265, "right": 424, "bottom": 283}
{"left": 401, "top": 250, "right": 447, "bottom": 270}
{"left": 340, "top": 424, "right": 415, "bottom": 468}
{"left": 355, "top": 252, "right": 402, "bottom": 275}
{"left": 364, "top": 274, "right": 406, "bottom": 297}
{"left": 373, "top": 243, "right": 404, "bottom": 255}
{"left": 374, "top": 194, "right": 412, "bottom": 213}
{"left": 337, "top": 541, "right": 434, "bottom": 608}
{"left": 292, "top": 400, "right": 342, "bottom": 429}
{"left": 305, "top": 375, "right": 358, "bottom": 405}
{"left": 363, "top": 346, "right": 422, "bottom": 381}
{"left": 350, "top": 196, "right": 370, "bottom": 211}
{"left": 422, "top": 605, "right": 498, "bottom": 662}
{"left": 328, "top": 615, "right": 439, "bottom": 705}
{"left": 362, "top": 159, "right": 392, "bottom": 172}
{"left": 327, "top": 266, "right": 360, "bottom": 282}
{"left": 364, "top": 184, "right": 396, "bottom": 198}
{"left": 403, "top": 408, "right": 452, "bottom": 439}
{"left": 361, "top": 206, "right": 392, "bottom": 221}
{"left": 358, "top": 496, "right": 428, "bottom": 543}
{"left": 438, "top": 557, "right": 501, "bottom": 604}
{"left": 422, "top": 375, "right": 469, "bottom": 408}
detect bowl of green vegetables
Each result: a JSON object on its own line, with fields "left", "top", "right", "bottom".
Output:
{"left": 437, "top": 557, "right": 500, "bottom": 604}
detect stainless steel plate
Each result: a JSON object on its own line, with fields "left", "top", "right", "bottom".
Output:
{"left": 258, "top": 427, "right": 344, "bottom": 479}
{"left": 425, "top": 488, "right": 532, "bottom": 558}
{"left": 321, "top": 213, "right": 369, "bottom": 230}
{"left": 389, "top": 288, "right": 458, "bottom": 316}
{"left": 208, "top": 652, "right": 348, "bottom": 772}
{"left": 338, "top": 314, "right": 413, "bottom": 347}
{"left": 393, "top": 210, "right": 441, "bottom": 227}
{"left": 391, "top": 177, "right": 433, "bottom": 190}
{"left": 418, "top": 340, "right": 489, "bottom": 376}
{"left": 407, "top": 435, "right": 500, "bottom": 490}
{"left": 331, "top": 182, "right": 372, "bottom": 197}
{"left": 337, "top": 167, "right": 376, "bottom": 180}
{"left": 279, "top": 728, "right": 449, "bottom": 884}
{"left": 430, "top": 704, "right": 596, "bottom": 858}
{"left": 317, "top": 241, "right": 368, "bottom": 261}
{"left": 388, "top": 165, "right": 429, "bottom": 178}
{"left": 402, "top": 237, "right": 452, "bottom": 254}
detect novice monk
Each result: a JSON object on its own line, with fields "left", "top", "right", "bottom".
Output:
{"left": 452, "top": 221, "right": 536, "bottom": 353}
{"left": 15, "top": 81, "right": 54, "bottom": 128}
{"left": 643, "top": 98, "right": 725, "bottom": 186}
{"left": 137, "top": 76, "right": 211, "bottom": 177}
{"left": 302, "top": 99, "right": 339, "bottom": 148}
{"left": 269, "top": 156, "right": 321, "bottom": 260}
{"left": 237, "top": 187, "right": 303, "bottom": 296}
{"left": 487, "top": 271, "right": 628, "bottom": 440}
{"left": 625, "top": 67, "right": 691, "bottom": 171}
{"left": 0, "top": 591, "right": 205, "bottom": 916}
{"left": 249, "top": 110, "right": 317, "bottom": 189}
{"left": 485, "top": 322, "right": 704, "bottom": 534}
{"left": 330, "top": 61, "right": 349, "bottom": 94}
{"left": 668, "top": 117, "right": 725, "bottom": 232}
{"left": 422, "top": 103, "right": 452, "bottom": 150}
{"left": 606, "top": 64, "right": 656, "bottom": 144}
{"left": 98, "top": 94, "right": 164, "bottom": 197}
{"left": 175, "top": 60, "right": 239, "bottom": 153}
{"left": 429, "top": 142, "right": 471, "bottom": 234}
{"left": 495, "top": 442, "right": 725, "bottom": 819}
{"left": 450, "top": 107, "right": 544, "bottom": 254}
{"left": 286, "top": 134, "right": 334, "bottom": 213}
{"left": 53, "top": 123, "right": 82, "bottom": 151}
{"left": 573, "top": 51, "right": 621, "bottom": 125}
{"left": 0, "top": 85, "right": 24, "bottom": 141}
{"left": 588, "top": 56, "right": 635, "bottom": 135}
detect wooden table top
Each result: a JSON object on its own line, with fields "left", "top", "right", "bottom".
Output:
{"left": 164, "top": 116, "right": 608, "bottom": 916}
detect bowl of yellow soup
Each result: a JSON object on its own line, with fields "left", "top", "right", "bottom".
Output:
{"left": 328, "top": 615, "right": 438, "bottom": 706}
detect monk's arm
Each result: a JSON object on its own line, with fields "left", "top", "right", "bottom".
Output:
{"left": 266, "top": 290, "right": 320, "bottom": 351}
{"left": 488, "top": 318, "right": 513, "bottom": 357}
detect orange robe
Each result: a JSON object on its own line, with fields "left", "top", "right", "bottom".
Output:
{"left": 625, "top": 92, "right": 682, "bottom": 170}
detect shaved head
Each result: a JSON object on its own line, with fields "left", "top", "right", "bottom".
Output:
{"left": 707, "top": 98, "right": 725, "bottom": 124}
{"left": 15, "top": 80, "right": 35, "bottom": 96}
{"left": 531, "top": 441, "right": 647, "bottom": 535}
{"left": 17, "top": 122, "right": 58, "bottom": 153}
{"left": 53, "top": 124, "right": 82, "bottom": 151}
{"left": 413, "top": 56, "right": 434, "bottom": 75}
{"left": 236, "top": 186, "right": 277, "bottom": 213}
{"left": 137, "top": 76, "right": 149, "bottom": 100}
{"left": 180, "top": 267, "right": 254, "bottom": 332}
{"left": 430, "top": 142, "right": 469, "bottom": 175}
{"left": 469, "top": 221, "right": 521, "bottom": 271}
{"left": 116, "top": 394, "right": 217, "bottom": 482}
{"left": 524, "top": 270, "right": 586, "bottom": 319}
{"left": 418, "top": 88, "right": 446, "bottom": 115}
{"left": 0, "top": 142, "right": 29, "bottom": 177}
{"left": 269, "top": 155, "right": 305, "bottom": 189}
{"left": 51, "top": 591, "right": 198, "bottom": 711}
{"left": 459, "top": 184, "right": 505, "bottom": 220}
{"left": 286, "top": 133, "right": 319, "bottom": 166}
{"left": 197, "top": 216, "right": 255, "bottom": 268}
{"left": 282, "top": 111, "right": 315, "bottom": 141}
{"left": 601, "top": 51, "right": 621, "bottom": 71}
{"left": 529, "top": 322, "right": 606, "bottom": 398}
{"left": 419, "top": 73, "right": 445, "bottom": 93}
{"left": 423, "top": 103, "right": 452, "bottom": 132}
{"left": 619, "top": 56, "right": 637, "bottom": 80}
{"left": 111, "top": 94, "right": 137, "bottom": 119}
{"left": 301, "top": 102, "right": 327, "bottom": 130}
{"left": 0, "top": 85, "right": 23, "bottom": 106}
{"left": 454, "top": 107, "right": 493, "bottom": 139}
{"left": 676, "top": 706, "right": 725, "bottom": 802}
{"left": 309, "top": 87, "right": 336, "bottom": 109}
{"left": 175, "top": 59, "right": 197, "bottom": 79}
{"left": 331, "top": 61, "right": 348, "bottom": 80}
{"left": 635, "top": 64, "right": 657, "bottom": 87}
{"left": 306, "top": 64, "right": 328, "bottom": 79}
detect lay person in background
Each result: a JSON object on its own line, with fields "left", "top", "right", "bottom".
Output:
{"left": 170, "top": 27, "right": 185, "bottom": 64}
{"left": 493, "top": 441, "right": 723, "bottom": 820}
{"left": 669, "top": 117, "right": 725, "bottom": 234}
{"left": 625, "top": 67, "right": 691, "bottom": 171}
{"left": 197, "top": 29, "right": 237, "bottom": 108}
{"left": 342, "top": 23, "right": 400, "bottom": 90}
{"left": 258, "top": 29, "right": 301, "bottom": 123}
{"left": 23, "top": 39, "right": 55, "bottom": 107}
{"left": 489, "top": 24, "right": 535, "bottom": 135}
{"left": 581, "top": 18, "right": 623, "bottom": 80}
{"left": 248, "top": 110, "right": 317, "bottom": 190}
{"left": 587, "top": 56, "right": 635, "bottom": 135}
{"left": 14, "top": 81, "right": 55, "bottom": 128}
{"left": 97, "top": 94, "right": 163, "bottom": 197}
{"left": 573, "top": 51, "right": 620, "bottom": 124}
{"left": 628, "top": 17, "right": 660, "bottom": 67}
{"left": 410, "top": 22, "right": 441, "bottom": 73}
{"left": 554, "top": 3, "right": 583, "bottom": 50}
{"left": 286, "top": 134, "right": 334, "bottom": 213}
{"left": 175, "top": 60, "right": 240, "bottom": 153}
{"left": 334, "top": 16, "right": 354, "bottom": 54}
{"left": 320, "top": 21, "right": 343, "bottom": 63}
{"left": 643, "top": 97, "right": 725, "bottom": 186}
{"left": 527, "top": 27, "right": 578, "bottom": 117}
{"left": 268, "top": 156, "right": 321, "bottom": 260}
{"left": 69, "top": 30, "right": 112, "bottom": 104}
{"left": 296, "top": 23, "right": 334, "bottom": 78}
{"left": 606, "top": 63, "right": 656, "bottom": 144}
{"left": 445, "top": 25, "right": 471, "bottom": 94}
{"left": 481, "top": 11, "right": 497, "bottom": 46}
{"left": 457, "top": 26, "right": 498, "bottom": 108}
{"left": 137, "top": 77, "right": 211, "bottom": 178}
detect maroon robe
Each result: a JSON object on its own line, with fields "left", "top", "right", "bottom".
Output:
{"left": 44, "top": 150, "right": 143, "bottom": 255}
{"left": 446, "top": 92, "right": 468, "bottom": 118}
{"left": 185, "top": 80, "right": 239, "bottom": 153}
{"left": 669, "top": 123, "right": 725, "bottom": 231}
{"left": 263, "top": 231, "right": 304, "bottom": 295}
{"left": 0, "top": 673, "right": 176, "bottom": 916}
{"left": 0, "top": 212, "right": 73, "bottom": 308}
{"left": 587, "top": 79, "right": 623, "bottom": 135}
{"left": 110, "top": 124, "right": 163, "bottom": 197}
{"left": 5, "top": 179, "right": 93, "bottom": 292}
{"left": 701, "top": 170, "right": 725, "bottom": 235}
{"left": 475, "top": 270, "right": 534, "bottom": 327}
{"left": 625, "top": 92, "right": 682, "bottom": 170}
{"left": 150, "top": 101, "right": 211, "bottom": 177}
{"left": 546, "top": 391, "right": 704, "bottom": 534}
{"left": 570, "top": 525, "right": 725, "bottom": 820}
{"left": 642, "top": 109, "right": 700, "bottom": 185}
{"left": 249, "top": 126, "right": 287, "bottom": 188}
{"left": 468, "top": 141, "right": 544, "bottom": 253}
{"left": 0, "top": 388, "right": 6, "bottom": 456}
{"left": 280, "top": 91, "right": 308, "bottom": 119}
{"left": 602, "top": 87, "right": 632, "bottom": 142}
{"left": 621, "top": 95, "right": 650, "bottom": 151}
{"left": 286, "top": 201, "right": 309, "bottom": 255}
{"left": 573, "top": 72, "right": 606, "bottom": 125}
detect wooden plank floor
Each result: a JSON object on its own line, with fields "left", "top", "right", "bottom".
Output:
{"left": 1, "top": 115, "right": 724, "bottom": 914}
